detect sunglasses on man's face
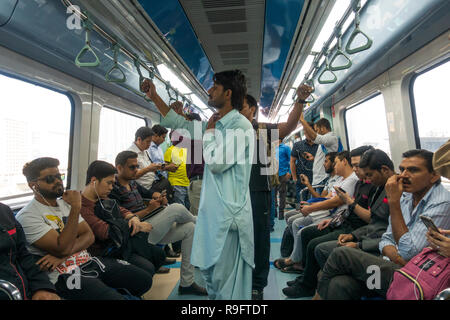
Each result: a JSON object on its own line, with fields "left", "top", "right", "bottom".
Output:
{"left": 35, "top": 173, "right": 65, "bottom": 184}
{"left": 128, "top": 165, "right": 140, "bottom": 170}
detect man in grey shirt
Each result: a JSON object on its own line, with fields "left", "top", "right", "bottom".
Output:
{"left": 300, "top": 115, "right": 340, "bottom": 187}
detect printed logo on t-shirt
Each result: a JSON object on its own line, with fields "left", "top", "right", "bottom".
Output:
{"left": 45, "top": 214, "right": 65, "bottom": 233}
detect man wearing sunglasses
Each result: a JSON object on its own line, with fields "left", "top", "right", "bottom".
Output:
{"left": 16, "top": 157, "right": 153, "bottom": 300}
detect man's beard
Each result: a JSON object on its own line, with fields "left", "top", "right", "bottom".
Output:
{"left": 38, "top": 184, "right": 64, "bottom": 199}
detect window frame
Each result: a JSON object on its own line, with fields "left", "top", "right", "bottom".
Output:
{"left": 343, "top": 92, "right": 385, "bottom": 151}
{"left": 0, "top": 70, "right": 75, "bottom": 202}
{"left": 409, "top": 57, "right": 450, "bottom": 149}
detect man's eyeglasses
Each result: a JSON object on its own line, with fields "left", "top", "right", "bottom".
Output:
{"left": 34, "top": 173, "right": 65, "bottom": 184}
{"left": 128, "top": 165, "right": 140, "bottom": 170}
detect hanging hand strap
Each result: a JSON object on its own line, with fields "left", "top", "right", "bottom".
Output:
{"left": 75, "top": 15, "right": 100, "bottom": 68}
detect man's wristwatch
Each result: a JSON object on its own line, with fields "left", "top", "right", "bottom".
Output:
{"left": 348, "top": 201, "right": 357, "bottom": 213}
{"left": 296, "top": 98, "right": 307, "bottom": 104}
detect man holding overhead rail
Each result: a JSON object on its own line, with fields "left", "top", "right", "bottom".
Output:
{"left": 239, "top": 85, "right": 313, "bottom": 300}
{"left": 141, "top": 70, "right": 255, "bottom": 300}
{"left": 300, "top": 115, "right": 341, "bottom": 189}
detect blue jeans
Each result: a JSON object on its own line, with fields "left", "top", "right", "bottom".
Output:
{"left": 173, "top": 185, "right": 190, "bottom": 210}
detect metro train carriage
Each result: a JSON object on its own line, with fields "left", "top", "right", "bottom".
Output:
{"left": 0, "top": 0, "right": 449, "bottom": 302}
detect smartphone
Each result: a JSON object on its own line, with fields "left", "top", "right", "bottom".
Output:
{"left": 420, "top": 215, "right": 441, "bottom": 233}
{"left": 335, "top": 186, "right": 346, "bottom": 193}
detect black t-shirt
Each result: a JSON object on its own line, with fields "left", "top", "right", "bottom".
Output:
{"left": 249, "top": 121, "right": 279, "bottom": 192}
{"left": 345, "top": 180, "right": 377, "bottom": 230}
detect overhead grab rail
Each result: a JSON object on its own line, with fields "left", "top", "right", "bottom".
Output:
{"left": 63, "top": 0, "right": 204, "bottom": 112}
{"left": 318, "top": 51, "right": 338, "bottom": 84}
{"left": 345, "top": 0, "right": 373, "bottom": 54}
{"left": 75, "top": 15, "right": 100, "bottom": 68}
{"left": 330, "top": 25, "right": 352, "bottom": 71}
{"left": 106, "top": 43, "right": 126, "bottom": 83}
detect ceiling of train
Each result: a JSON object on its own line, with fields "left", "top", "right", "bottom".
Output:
{"left": 0, "top": 0, "right": 448, "bottom": 124}
{"left": 137, "top": 0, "right": 305, "bottom": 117}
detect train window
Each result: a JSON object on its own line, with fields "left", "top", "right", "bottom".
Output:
{"left": 411, "top": 60, "right": 450, "bottom": 152}
{"left": 345, "top": 94, "right": 391, "bottom": 156}
{"left": 97, "top": 106, "right": 146, "bottom": 164}
{"left": 0, "top": 73, "right": 72, "bottom": 206}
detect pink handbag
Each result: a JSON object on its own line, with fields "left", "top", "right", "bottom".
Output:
{"left": 387, "top": 247, "right": 450, "bottom": 300}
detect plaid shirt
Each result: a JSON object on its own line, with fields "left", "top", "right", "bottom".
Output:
{"left": 109, "top": 178, "right": 146, "bottom": 213}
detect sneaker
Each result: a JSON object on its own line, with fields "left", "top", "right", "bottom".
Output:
{"left": 178, "top": 282, "right": 208, "bottom": 296}
{"left": 252, "top": 289, "right": 263, "bottom": 300}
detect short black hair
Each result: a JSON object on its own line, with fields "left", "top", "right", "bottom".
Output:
{"left": 152, "top": 124, "right": 168, "bottom": 136}
{"left": 135, "top": 126, "right": 153, "bottom": 141}
{"left": 350, "top": 145, "right": 375, "bottom": 158}
{"left": 402, "top": 149, "right": 435, "bottom": 173}
{"left": 359, "top": 149, "right": 394, "bottom": 171}
{"left": 315, "top": 118, "right": 331, "bottom": 131}
{"left": 115, "top": 151, "right": 138, "bottom": 167}
{"left": 336, "top": 151, "right": 352, "bottom": 167}
{"left": 85, "top": 160, "right": 117, "bottom": 185}
{"left": 186, "top": 113, "right": 201, "bottom": 121}
{"left": 213, "top": 70, "right": 247, "bottom": 111}
{"left": 325, "top": 152, "right": 338, "bottom": 164}
{"left": 245, "top": 94, "right": 259, "bottom": 116}
{"left": 23, "top": 157, "right": 60, "bottom": 182}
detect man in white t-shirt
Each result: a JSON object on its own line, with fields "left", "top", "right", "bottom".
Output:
{"left": 16, "top": 157, "right": 153, "bottom": 300}
{"left": 300, "top": 115, "right": 340, "bottom": 187}
{"left": 128, "top": 126, "right": 162, "bottom": 189}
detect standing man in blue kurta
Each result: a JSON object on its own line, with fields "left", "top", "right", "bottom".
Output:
{"left": 141, "top": 70, "right": 255, "bottom": 299}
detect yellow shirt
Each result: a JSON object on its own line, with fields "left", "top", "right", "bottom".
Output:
{"left": 164, "top": 145, "right": 190, "bottom": 187}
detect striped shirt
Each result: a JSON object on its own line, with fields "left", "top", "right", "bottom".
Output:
{"left": 379, "top": 182, "right": 450, "bottom": 261}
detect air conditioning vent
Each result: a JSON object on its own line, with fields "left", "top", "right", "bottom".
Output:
{"left": 211, "top": 22, "right": 247, "bottom": 34}
{"left": 202, "top": 0, "right": 245, "bottom": 9}
{"left": 220, "top": 51, "right": 249, "bottom": 59}
{"left": 223, "top": 59, "right": 249, "bottom": 65}
{"left": 206, "top": 9, "right": 246, "bottom": 23}
{"left": 218, "top": 44, "right": 249, "bottom": 52}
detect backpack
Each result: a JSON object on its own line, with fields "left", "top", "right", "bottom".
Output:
{"left": 386, "top": 247, "right": 450, "bottom": 300}
{"left": 321, "top": 137, "right": 343, "bottom": 154}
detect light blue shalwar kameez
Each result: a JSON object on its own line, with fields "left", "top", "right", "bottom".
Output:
{"left": 161, "top": 109, "right": 255, "bottom": 300}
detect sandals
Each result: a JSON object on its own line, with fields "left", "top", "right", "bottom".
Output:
{"left": 274, "top": 258, "right": 291, "bottom": 270}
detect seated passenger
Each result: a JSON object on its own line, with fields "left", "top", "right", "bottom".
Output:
{"left": 0, "top": 202, "right": 59, "bottom": 300}
{"left": 301, "top": 152, "right": 342, "bottom": 199}
{"left": 16, "top": 158, "right": 152, "bottom": 300}
{"left": 109, "top": 151, "right": 206, "bottom": 295}
{"left": 275, "top": 147, "right": 375, "bottom": 274}
{"left": 282, "top": 149, "right": 393, "bottom": 298}
{"left": 80, "top": 160, "right": 167, "bottom": 281}
{"left": 292, "top": 151, "right": 361, "bottom": 230}
{"left": 316, "top": 149, "right": 450, "bottom": 300}
{"left": 284, "top": 152, "right": 342, "bottom": 225}
{"left": 315, "top": 149, "right": 394, "bottom": 266}
{"left": 128, "top": 126, "right": 163, "bottom": 190}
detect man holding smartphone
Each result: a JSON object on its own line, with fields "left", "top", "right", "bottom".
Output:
{"left": 316, "top": 149, "right": 450, "bottom": 300}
